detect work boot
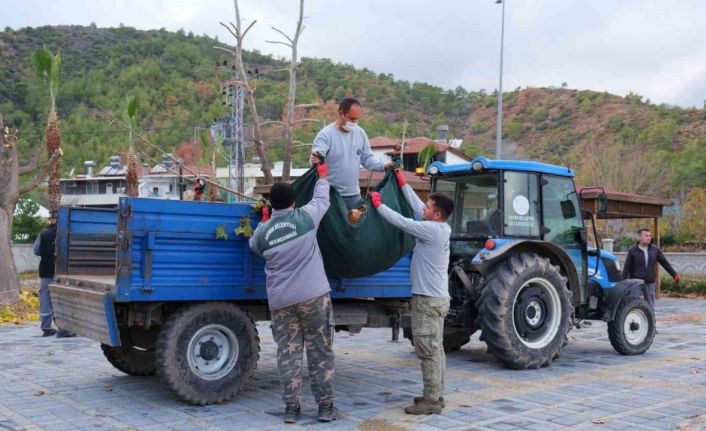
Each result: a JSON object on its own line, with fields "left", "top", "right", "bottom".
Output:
{"left": 405, "top": 398, "right": 442, "bottom": 415}
{"left": 317, "top": 401, "right": 337, "bottom": 422}
{"left": 42, "top": 328, "right": 57, "bottom": 337}
{"left": 56, "top": 330, "right": 77, "bottom": 338}
{"left": 414, "top": 396, "right": 445, "bottom": 408}
{"left": 283, "top": 403, "right": 300, "bottom": 423}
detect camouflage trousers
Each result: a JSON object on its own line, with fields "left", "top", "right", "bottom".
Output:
{"left": 271, "top": 293, "right": 335, "bottom": 405}
{"left": 411, "top": 294, "right": 450, "bottom": 400}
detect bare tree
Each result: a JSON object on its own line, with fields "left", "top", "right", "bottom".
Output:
{"left": 266, "top": 0, "right": 305, "bottom": 180}
{"left": 217, "top": 0, "right": 273, "bottom": 184}
{"left": 0, "top": 114, "right": 59, "bottom": 304}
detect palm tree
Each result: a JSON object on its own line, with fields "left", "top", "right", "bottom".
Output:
{"left": 32, "top": 48, "right": 62, "bottom": 212}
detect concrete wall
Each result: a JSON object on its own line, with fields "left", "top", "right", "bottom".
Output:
{"left": 12, "top": 244, "right": 39, "bottom": 273}
{"left": 12, "top": 245, "right": 706, "bottom": 276}
{"left": 613, "top": 252, "right": 706, "bottom": 275}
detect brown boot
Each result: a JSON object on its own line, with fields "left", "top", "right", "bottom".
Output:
{"left": 413, "top": 396, "right": 445, "bottom": 408}
{"left": 405, "top": 398, "right": 442, "bottom": 415}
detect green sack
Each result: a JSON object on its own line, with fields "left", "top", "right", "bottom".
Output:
{"left": 293, "top": 168, "right": 415, "bottom": 279}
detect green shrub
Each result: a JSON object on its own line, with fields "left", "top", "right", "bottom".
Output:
{"left": 661, "top": 275, "right": 706, "bottom": 296}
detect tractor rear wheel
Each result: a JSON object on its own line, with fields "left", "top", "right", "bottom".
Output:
{"left": 608, "top": 296, "right": 655, "bottom": 355}
{"left": 476, "top": 252, "right": 572, "bottom": 369}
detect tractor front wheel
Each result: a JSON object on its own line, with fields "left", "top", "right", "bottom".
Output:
{"left": 608, "top": 296, "right": 655, "bottom": 355}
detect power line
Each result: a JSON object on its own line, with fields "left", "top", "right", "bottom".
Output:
{"left": 11, "top": 124, "right": 213, "bottom": 141}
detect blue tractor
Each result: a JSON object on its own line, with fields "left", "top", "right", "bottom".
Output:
{"left": 409, "top": 157, "right": 656, "bottom": 368}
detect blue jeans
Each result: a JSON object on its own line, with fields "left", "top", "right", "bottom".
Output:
{"left": 39, "top": 277, "right": 54, "bottom": 330}
{"left": 644, "top": 282, "right": 656, "bottom": 309}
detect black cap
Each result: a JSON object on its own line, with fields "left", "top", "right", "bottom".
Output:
{"left": 270, "top": 182, "right": 295, "bottom": 210}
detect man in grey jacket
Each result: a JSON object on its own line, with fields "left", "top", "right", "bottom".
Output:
{"left": 249, "top": 163, "right": 337, "bottom": 424}
{"left": 371, "top": 171, "right": 454, "bottom": 415}
{"left": 311, "top": 97, "right": 392, "bottom": 209}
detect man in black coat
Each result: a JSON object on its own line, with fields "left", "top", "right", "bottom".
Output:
{"left": 621, "top": 228, "right": 680, "bottom": 308}
{"left": 33, "top": 212, "right": 75, "bottom": 338}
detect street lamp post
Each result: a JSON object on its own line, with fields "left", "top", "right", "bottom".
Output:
{"left": 495, "top": 0, "right": 506, "bottom": 160}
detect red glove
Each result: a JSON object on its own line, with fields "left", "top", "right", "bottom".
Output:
{"left": 370, "top": 192, "right": 382, "bottom": 208}
{"left": 316, "top": 162, "right": 328, "bottom": 178}
{"left": 674, "top": 274, "right": 681, "bottom": 283}
{"left": 261, "top": 205, "right": 270, "bottom": 222}
{"left": 394, "top": 169, "right": 407, "bottom": 187}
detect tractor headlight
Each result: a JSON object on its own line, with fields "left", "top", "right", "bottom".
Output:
{"left": 428, "top": 165, "right": 439, "bottom": 175}
{"left": 472, "top": 161, "right": 484, "bottom": 172}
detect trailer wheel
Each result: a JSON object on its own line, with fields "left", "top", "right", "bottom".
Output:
{"left": 476, "top": 252, "right": 572, "bottom": 369}
{"left": 101, "top": 344, "right": 156, "bottom": 376}
{"left": 608, "top": 296, "right": 655, "bottom": 355}
{"left": 156, "top": 303, "right": 260, "bottom": 405}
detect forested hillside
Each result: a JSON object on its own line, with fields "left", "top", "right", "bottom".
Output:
{"left": 1, "top": 25, "right": 705, "bottom": 242}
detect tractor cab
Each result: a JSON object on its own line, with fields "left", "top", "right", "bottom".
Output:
{"left": 422, "top": 156, "right": 655, "bottom": 368}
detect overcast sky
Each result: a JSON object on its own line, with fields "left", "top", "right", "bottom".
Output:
{"left": 3, "top": 0, "right": 705, "bottom": 108}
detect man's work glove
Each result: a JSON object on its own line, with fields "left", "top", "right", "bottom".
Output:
{"left": 394, "top": 169, "right": 407, "bottom": 187}
{"left": 316, "top": 162, "right": 328, "bottom": 178}
{"left": 261, "top": 205, "right": 270, "bottom": 222}
{"left": 370, "top": 192, "right": 382, "bottom": 209}
{"left": 674, "top": 274, "right": 681, "bottom": 283}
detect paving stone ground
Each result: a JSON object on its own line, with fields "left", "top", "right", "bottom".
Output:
{"left": 1, "top": 298, "right": 706, "bottom": 431}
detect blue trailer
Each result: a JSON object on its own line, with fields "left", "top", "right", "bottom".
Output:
{"left": 49, "top": 197, "right": 413, "bottom": 405}
{"left": 50, "top": 157, "right": 654, "bottom": 405}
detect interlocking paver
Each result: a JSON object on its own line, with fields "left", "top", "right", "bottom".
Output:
{"left": 1, "top": 297, "right": 705, "bottom": 430}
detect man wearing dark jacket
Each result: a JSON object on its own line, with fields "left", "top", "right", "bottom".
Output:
{"left": 33, "top": 213, "right": 75, "bottom": 338}
{"left": 621, "top": 228, "right": 680, "bottom": 308}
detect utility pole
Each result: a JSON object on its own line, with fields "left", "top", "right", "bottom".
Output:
{"left": 495, "top": 0, "right": 506, "bottom": 160}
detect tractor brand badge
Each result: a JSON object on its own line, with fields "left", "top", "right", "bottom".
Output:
{"left": 512, "top": 195, "right": 530, "bottom": 215}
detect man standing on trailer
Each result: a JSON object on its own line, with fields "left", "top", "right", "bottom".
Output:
{"left": 370, "top": 170, "right": 455, "bottom": 415}
{"left": 249, "top": 162, "right": 337, "bottom": 424}
{"left": 311, "top": 97, "right": 393, "bottom": 209}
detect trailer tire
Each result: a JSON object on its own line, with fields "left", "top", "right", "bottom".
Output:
{"left": 156, "top": 302, "right": 260, "bottom": 405}
{"left": 476, "top": 252, "right": 572, "bottom": 369}
{"left": 101, "top": 344, "right": 156, "bottom": 376}
{"left": 608, "top": 296, "right": 655, "bottom": 355}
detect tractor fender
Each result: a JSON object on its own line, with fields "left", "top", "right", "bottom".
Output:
{"left": 472, "top": 239, "right": 581, "bottom": 306}
{"left": 600, "top": 278, "right": 646, "bottom": 322}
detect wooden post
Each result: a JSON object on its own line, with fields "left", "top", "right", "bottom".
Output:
{"left": 654, "top": 216, "right": 661, "bottom": 299}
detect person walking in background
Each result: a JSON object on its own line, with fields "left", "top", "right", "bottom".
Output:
{"left": 33, "top": 212, "right": 76, "bottom": 338}
{"left": 622, "top": 228, "right": 680, "bottom": 308}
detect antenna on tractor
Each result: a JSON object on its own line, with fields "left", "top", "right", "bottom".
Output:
{"left": 556, "top": 154, "right": 572, "bottom": 173}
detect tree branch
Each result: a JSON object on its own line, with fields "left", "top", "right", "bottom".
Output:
{"left": 17, "top": 151, "right": 59, "bottom": 195}
{"left": 294, "top": 118, "right": 321, "bottom": 124}
{"left": 265, "top": 40, "right": 292, "bottom": 48}
{"left": 18, "top": 140, "right": 44, "bottom": 175}
{"left": 242, "top": 20, "right": 257, "bottom": 39}
{"left": 260, "top": 120, "right": 286, "bottom": 127}
{"left": 219, "top": 21, "right": 239, "bottom": 40}
{"left": 213, "top": 46, "right": 235, "bottom": 55}
{"left": 271, "top": 26, "right": 293, "bottom": 44}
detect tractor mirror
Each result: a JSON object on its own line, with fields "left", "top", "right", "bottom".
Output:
{"left": 560, "top": 200, "right": 577, "bottom": 219}
{"left": 598, "top": 193, "right": 608, "bottom": 218}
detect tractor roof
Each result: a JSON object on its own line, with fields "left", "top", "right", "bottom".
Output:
{"left": 430, "top": 156, "right": 574, "bottom": 178}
